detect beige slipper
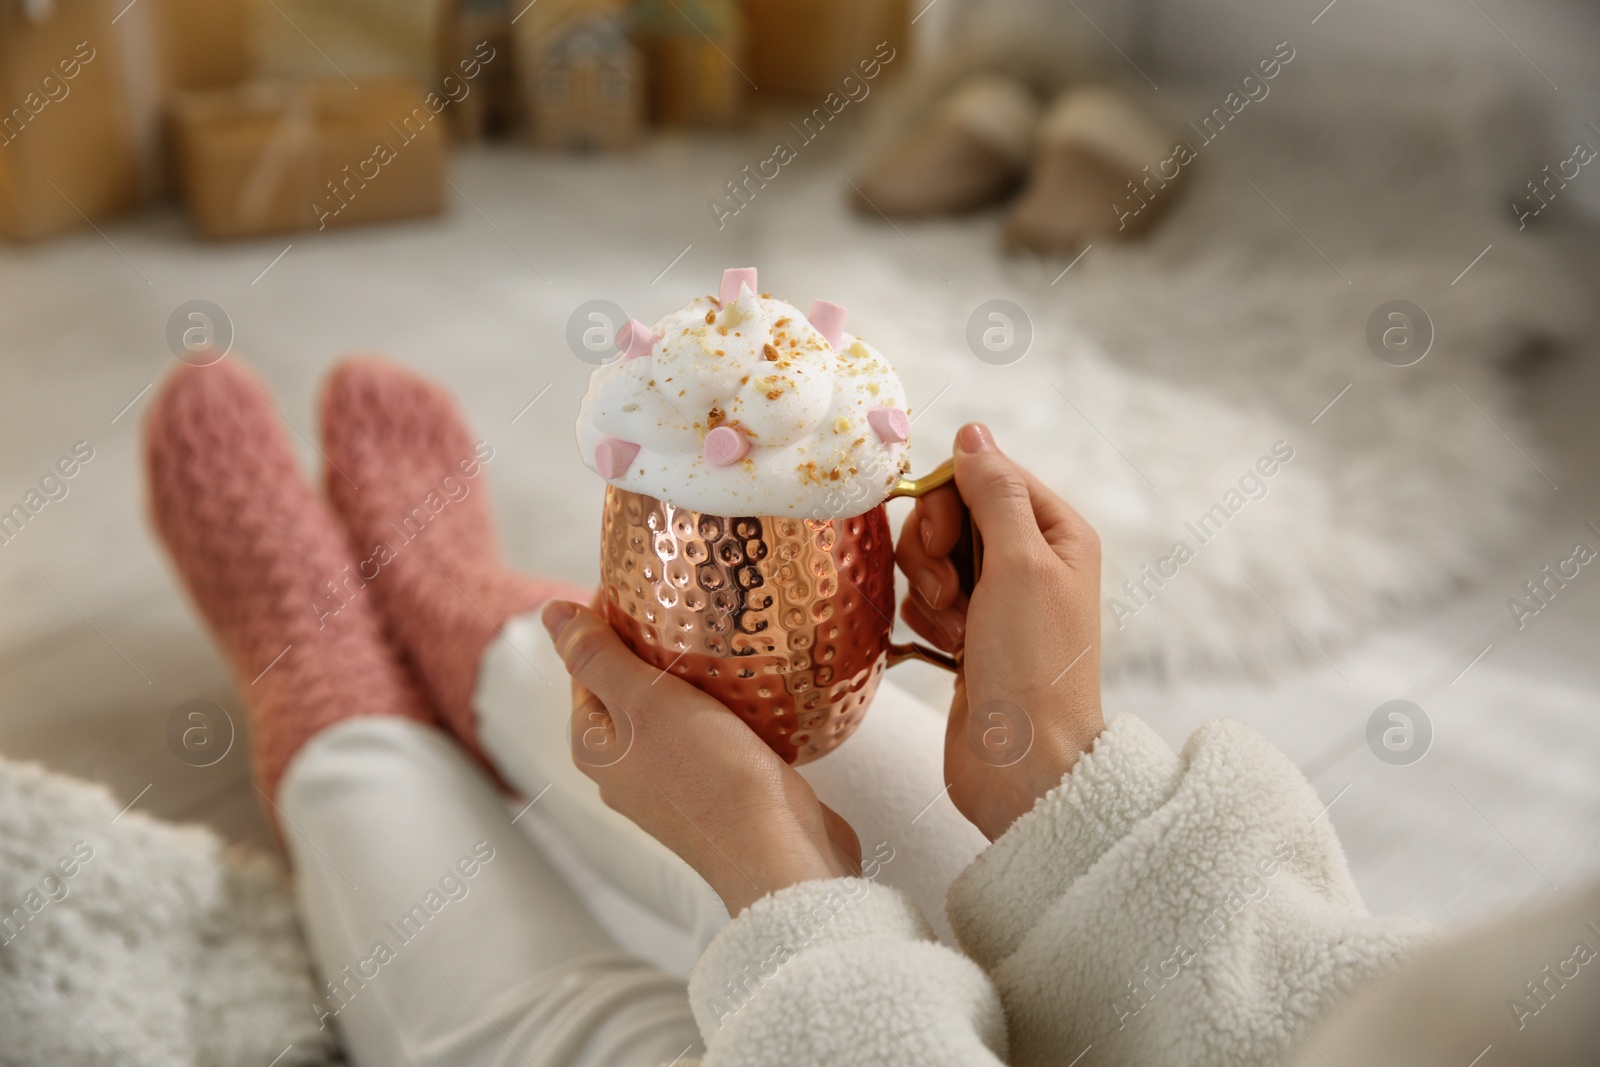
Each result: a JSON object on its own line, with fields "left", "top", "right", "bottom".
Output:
{"left": 1006, "top": 87, "right": 1187, "bottom": 254}
{"left": 852, "top": 74, "right": 1041, "bottom": 219}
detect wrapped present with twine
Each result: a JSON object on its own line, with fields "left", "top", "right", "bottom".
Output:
{"left": 167, "top": 78, "right": 446, "bottom": 239}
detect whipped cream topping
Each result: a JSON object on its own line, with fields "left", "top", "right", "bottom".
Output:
{"left": 576, "top": 269, "right": 911, "bottom": 518}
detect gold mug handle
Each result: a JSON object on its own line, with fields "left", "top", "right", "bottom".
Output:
{"left": 882, "top": 459, "right": 983, "bottom": 674}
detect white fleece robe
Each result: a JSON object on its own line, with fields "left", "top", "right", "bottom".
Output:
{"left": 680, "top": 713, "right": 1435, "bottom": 1066}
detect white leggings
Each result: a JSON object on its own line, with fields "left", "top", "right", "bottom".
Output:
{"left": 279, "top": 613, "right": 986, "bottom": 1067}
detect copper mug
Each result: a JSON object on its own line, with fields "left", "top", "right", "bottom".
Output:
{"left": 599, "top": 461, "right": 980, "bottom": 764}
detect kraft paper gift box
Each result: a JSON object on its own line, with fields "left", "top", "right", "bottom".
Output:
{"left": 167, "top": 79, "right": 446, "bottom": 239}
{"left": 746, "top": 0, "right": 910, "bottom": 97}
{"left": 156, "top": 0, "right": 253, "bottom": 92}
{"left": 0, "top": 0, "right": 151, "bottom": 241}
{"left": 0, "top": 0, "right": 253, "bottom": 241}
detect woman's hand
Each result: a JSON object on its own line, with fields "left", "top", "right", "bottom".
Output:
{"left": 542, "top": 601, "right": 862, "bottom": 916}
{"left": 895, "top": 423, "right": 1105, "bottom": 841}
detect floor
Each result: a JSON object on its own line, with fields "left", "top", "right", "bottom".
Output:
{"left": 0, "top": 117, "right": 1595, "bottom": 933}
{"left": 0, "top": 130, "right": 817, "bottom": 854}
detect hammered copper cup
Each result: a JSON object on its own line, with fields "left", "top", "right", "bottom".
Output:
{"left": 599, "top": 461, "right": 976, "bottom": 764}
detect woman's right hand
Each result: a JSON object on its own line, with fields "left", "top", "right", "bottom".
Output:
{"left": 895, "top": 423, "right": 1106, "bottom": 841}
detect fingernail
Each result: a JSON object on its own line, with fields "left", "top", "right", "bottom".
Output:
{"left": 542, "top": 600, "right": 579, "bottom": 641}
{"left": 920, "top": 518, "right": 934, "bottom": 554}
{"left": 914, "top": 568, "right": 942, "bottom": 607}
{"left": 934, "top": 611, "right": 964, "bottom": 647}
{"left": 957, "top": 423, "right": 995, "bottom": 453}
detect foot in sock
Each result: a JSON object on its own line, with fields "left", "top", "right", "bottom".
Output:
{"left": 144, "top": 360, "right": 436, "bottom": 816}
{"left": 319, "top": 358, "right": 585, "bottom": 762}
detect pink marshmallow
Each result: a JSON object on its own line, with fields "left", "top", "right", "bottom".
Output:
{"left": 808, "top": 299, "right": 848, "bottom": 349}
{"left": 616, "top": 319, "right": 656, "bottom": 361}
{"left": 595, "top": 438, "right": 640, "bottom": 480}
{"left": 867, "top": 407, "right": 909, "bottom": 444}
{"left": 719, "top": 267, "right": 758, "bottom": 306}
{"left": 704, "top": 425, "right": 750, "bottom": 466}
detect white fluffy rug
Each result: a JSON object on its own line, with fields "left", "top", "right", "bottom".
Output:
{"left": 0, "top": 758, "right": 338, "bottom": 1067}
{"left": 198, "top": 62, "right": 1587, "bottom": 684}
{"left": 14, "top": 50, "right": 1582, "bottom": 693}
{"left": 762, "top": 65, "right": 1589, "bottom": 679}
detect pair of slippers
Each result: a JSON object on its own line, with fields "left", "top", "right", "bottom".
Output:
{"left": 852, "top": 77, "right": 1186, "bottom": 254}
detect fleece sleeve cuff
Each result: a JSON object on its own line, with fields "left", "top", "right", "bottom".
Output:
{"left": 686, "top": 877, "right": 931, "bottom": 1036}
{"left": 947, "top": 711, "right": 1185, "bottom": 970}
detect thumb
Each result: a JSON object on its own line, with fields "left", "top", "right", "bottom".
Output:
{"left": 951, "top": 423, "right": 1048, "bottom": 555}
{"left": 542, "top": 600, "right": 657, "bottom": 712}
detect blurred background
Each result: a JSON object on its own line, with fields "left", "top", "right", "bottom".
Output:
{"left": 1, "top": 0, "right": 1597, "bottom": 938}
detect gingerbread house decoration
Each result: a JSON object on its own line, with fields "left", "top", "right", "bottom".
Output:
{"left": 517, "top": 5, "right": 644, "bottom": 151}
{"left": 631, "top": 0, "right": 745, "bottom": 128}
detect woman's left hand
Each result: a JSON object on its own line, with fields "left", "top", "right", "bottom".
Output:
{"left": 542, "top": 600, "right": 862, "bottom": 916}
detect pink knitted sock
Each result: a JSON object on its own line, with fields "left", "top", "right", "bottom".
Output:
{"left": 145, "top": 360, "right": 436, "bottom": 814}
{"left": 319, "top": 358, "right": 585, "bottom": 763}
